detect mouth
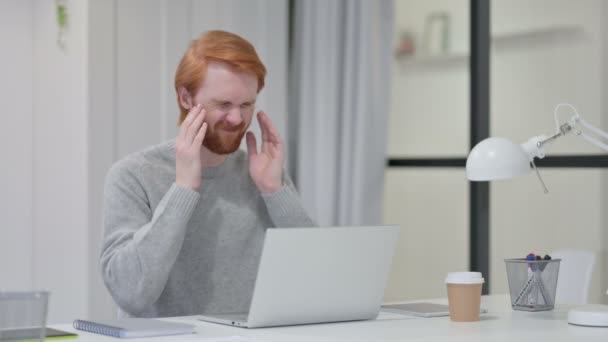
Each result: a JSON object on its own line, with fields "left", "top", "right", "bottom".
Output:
{"left": 217, "top": 123, "right": 245, "bottom": 132}
{"left": 221, "top": 127, "right": 242, "bottom": 133}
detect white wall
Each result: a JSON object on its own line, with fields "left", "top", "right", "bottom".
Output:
{"left": 0, "top": 0, "right": 34, "bottom": 292}
{"left": 88, "top": 0, "right": 118, "bottom": 321}
{"left": 0, "top": 0, "right": 90, "bottom": 323}
{"left": 1, "top": 0, "right": 289, "bottom": 322}
{"left": 33, "top": 0, "right": 90, "bottom": 323}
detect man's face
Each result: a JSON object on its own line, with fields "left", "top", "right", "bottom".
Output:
{"left": 190, "top": 61, "right": 258, "bottom": 154}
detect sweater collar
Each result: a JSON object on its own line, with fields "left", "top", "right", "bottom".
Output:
{"left": 203, "top": 152, "right": 238, "bottom": 179}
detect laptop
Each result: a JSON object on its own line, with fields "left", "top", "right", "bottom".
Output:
{"left": 197, "top": 225, "right": 400, "bottom": 328}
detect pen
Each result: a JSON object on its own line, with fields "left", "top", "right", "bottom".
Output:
{"left": 514, "top": 254, "right": 536, "bottom": 306}
{"left": 535, "top": 255, "right": 552, "bottom": 304}
{"left": 533, "top": 268, "right": 550, "bottom": 305}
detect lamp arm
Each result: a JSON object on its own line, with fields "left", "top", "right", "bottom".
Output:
{"left": 575, "top": 117, "right": 608, "bottom": 152}
{"left": 548, "top": 103, "right": 608, "bottom": 152}
{"left": 526, "top": 113, "right": 608, "bottom": 160}
{"left": 519, "top": 108, "right": 608, "bottom": 194}
{"left": 579, "top": 132, "right": 608, "bottom": 151}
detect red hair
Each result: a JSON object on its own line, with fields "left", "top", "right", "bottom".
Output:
{"left": 174, "top": 30, "right": 267, "bottom": 123}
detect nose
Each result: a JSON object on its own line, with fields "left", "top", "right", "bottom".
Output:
{"left": 224, "top": 107, "right": 243, "bottom": 126}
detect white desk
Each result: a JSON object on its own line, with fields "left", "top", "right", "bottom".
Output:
{"left": 51, "top": 295, "right": 607, "bottom": 341}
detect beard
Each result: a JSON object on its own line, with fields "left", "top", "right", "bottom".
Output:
{"left": 203, "top": 120, "right": 247, "bottom": 154}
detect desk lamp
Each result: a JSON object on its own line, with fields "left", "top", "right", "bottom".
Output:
{"left": 465, "top": 103, "right": 608, "bottom": 327}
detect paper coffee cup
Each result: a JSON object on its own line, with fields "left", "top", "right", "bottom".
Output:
{"left": 445, "top": 272, "right": 484, "bottom": 322}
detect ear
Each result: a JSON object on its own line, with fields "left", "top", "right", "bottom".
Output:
{"left": 178, "top": 87, "right": 193, "bottom": 110}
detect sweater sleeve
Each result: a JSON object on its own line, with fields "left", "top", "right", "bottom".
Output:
{"left": 99, "top": 161, "right": 199, "bottom": 316}
{"left": 261, "top": 172, "right": 316, "bottom": 228}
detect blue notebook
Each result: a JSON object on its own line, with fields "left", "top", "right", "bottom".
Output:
{"left": 73, "top": 318, "right": 195, "bottom": 338}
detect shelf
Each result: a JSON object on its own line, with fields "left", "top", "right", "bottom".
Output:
{"left": 395, "top": 25, "right": 584, "bottom": 67}
{"left": 492, "top": 25, "right": 584, "bottom": 42}
{"left": 395, "top": 52, "right": 468, "bottom": 68}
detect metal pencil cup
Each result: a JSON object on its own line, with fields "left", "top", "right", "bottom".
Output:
{"left": 505, "top": 259, "right": 560, "bottom": 311}
{"left": 0, "top": 291, "right": 49, "bottom": 342}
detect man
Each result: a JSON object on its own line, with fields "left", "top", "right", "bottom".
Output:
{"left": 100, "top": 30, "right": 314, "bottom": 318}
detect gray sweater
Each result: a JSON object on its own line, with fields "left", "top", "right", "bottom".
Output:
{"left": 100, "top": 140, "right": 314, "bottom": 318}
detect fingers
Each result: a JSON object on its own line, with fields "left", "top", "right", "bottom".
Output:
{"left": 179, "top": 104, "right": 205, "bottom": 144}
{"left": 186, "top": 107, "right": 206, "bottom": 143}
{"left": 257, "top": 111, "right": 283, "bottom": 155}
{"left": 257, "top": 112, "right": 269, "bottom": 143}
{"left": 183, "top": 104, "right": 202, "bottom": 126}
{"left": 246, "top": 131, "right": 258, "bottom": 159}
{"left": 178, "top": 104, "right": 201, "bottom": 140}
{"left": 257, "top": 111, "right": 283, "bottom": 145}
{"left": 193, "top": 122, "right": 208, "bottom": 146}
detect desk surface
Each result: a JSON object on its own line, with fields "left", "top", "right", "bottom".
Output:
{"left": 51, "top": 294, "right": 607, "bottom": 342}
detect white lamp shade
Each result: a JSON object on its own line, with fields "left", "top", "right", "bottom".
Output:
{"left": 466, "top": 137, "right": 532, "bottom": 181}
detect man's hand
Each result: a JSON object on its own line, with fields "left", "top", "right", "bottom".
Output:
{"left": 176, "top": 104, "right": 208, "bottom": 191}
{"left": 246, "top": 111, "right": 284, "bottom": 193}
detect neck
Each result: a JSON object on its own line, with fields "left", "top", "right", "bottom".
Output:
{"left": 200, "top": 145, "right": 229, "bottom": 168}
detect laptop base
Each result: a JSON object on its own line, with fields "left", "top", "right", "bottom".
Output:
{"left": 197, "top": 313, "right": 249, "bottom": 328}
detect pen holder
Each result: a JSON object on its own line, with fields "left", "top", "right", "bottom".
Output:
{"left": 0, "top": 291, "right": 49, "bottom": 342}
{"left": 504, "top": 258, "right": 561, "bottom": 311}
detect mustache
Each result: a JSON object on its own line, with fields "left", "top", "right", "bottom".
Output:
{"left": 214, "top": 121, "right": 246, "bottom": 132}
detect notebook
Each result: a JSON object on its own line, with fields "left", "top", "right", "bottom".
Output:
{"left": 381, "top": 302, "right": 452, "bottom": 317}
{"left": 381, "top": 302, "right": 488, "bottom": 317}
{"left": 0, "top": 327, "right": 77, "bottom": 340}
{"left": 73, "top": 318, "right": 195, "bottom": 338}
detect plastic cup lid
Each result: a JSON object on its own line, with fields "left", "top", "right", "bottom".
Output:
{"left": 445, "top": 272, "right": 485, "bottom": 284}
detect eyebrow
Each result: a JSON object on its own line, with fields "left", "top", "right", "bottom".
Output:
{"left": 209, "top": 98, "right": 256, "bottom": 105}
